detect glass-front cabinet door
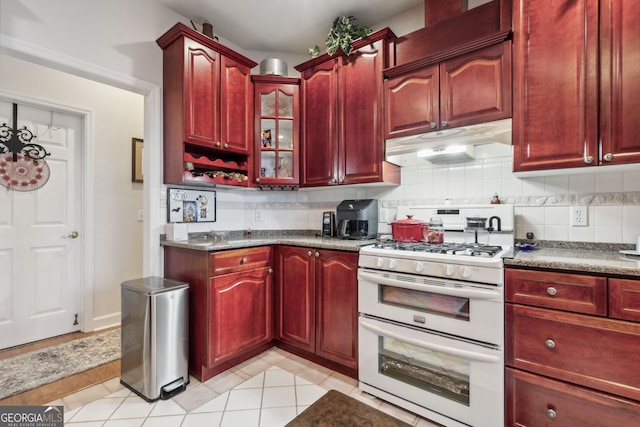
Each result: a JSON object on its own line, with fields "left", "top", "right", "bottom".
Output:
{"left": 252, "top": 76, "right": 300, "bottom": 188}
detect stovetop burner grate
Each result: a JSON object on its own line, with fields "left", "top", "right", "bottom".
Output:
{"left": 372, "top": 240, "right": 504, "bottom": 257}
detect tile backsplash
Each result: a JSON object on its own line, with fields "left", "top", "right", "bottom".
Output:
{"left": 176, "top": 143, "right": 640, "bottom": 245}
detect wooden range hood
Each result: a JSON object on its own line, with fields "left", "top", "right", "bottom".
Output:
{"left": 395, "top": 0, "right": 512, "bottom": 66}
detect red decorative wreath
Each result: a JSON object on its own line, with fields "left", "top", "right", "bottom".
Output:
{"left": 0, "top": 154, "right": 51, "bottom": 191}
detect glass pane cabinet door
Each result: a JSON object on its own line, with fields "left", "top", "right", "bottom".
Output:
{"left": 254, "top": 80, "right": 299, "bottom": 186}
{"left": 261, "top": 91, "right": 277, "bottom": 116}
{"left": 278, "top": 92, "right": 293, "bottom": 117}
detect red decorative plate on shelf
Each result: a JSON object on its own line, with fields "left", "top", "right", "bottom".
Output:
{"left": 0, "top": 153, "right": 51, "bottom": 191}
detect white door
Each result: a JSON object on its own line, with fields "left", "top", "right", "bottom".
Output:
{"left": 0, "top": 99, "right": 83, "bottom": 349}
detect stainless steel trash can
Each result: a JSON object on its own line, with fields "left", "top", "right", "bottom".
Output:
{"left": 120, "top": 277, "right": 189, "bottom": 401}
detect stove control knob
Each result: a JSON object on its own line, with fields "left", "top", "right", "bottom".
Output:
{"left": 376, "top": 257, "right": 384, "bottom": 267}
{"left": 415, "top": 262, "right": 425, "bottom": 273}
{"left": 388, "top": 259, "right": 398, "bottom": 269}
{"left": 460, "top": 266, "right": 472, "bottom": 279}
{"left": 443, "top": 264, "right": 455, "bottom": 277}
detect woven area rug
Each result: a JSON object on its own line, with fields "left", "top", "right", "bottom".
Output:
{"left": 286, "top": 389, "right": 412, "bottom": 427}
{"left": 0, "top": 328, "right": 121, "bottom": 400}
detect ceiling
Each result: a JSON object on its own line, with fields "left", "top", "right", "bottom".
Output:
{"left": 159, "top": 0, "right": 423, "bottom": 54}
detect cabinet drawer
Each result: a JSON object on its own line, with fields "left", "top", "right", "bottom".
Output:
{"left": 506, "top": 304, "right": 640, "bottom": 401}
{"left": 210, "top": 246, "right": 272, "bottom": 276}
{"left": 609, "top": 278, "right": 640, "bottom": 322}
{"left": 506, "top": 368, "right": 640, "bottom": 426}
{"left": 506, "top": 268, "right": 607, "bottom": 315}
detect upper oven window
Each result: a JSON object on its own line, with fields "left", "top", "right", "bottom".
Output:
{"left": 380, "top": 285, "right": 470, "bottom": 320}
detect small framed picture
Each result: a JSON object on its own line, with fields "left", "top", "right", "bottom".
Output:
{"left": 132, "top": 137, "right": 143, "bottom": 183}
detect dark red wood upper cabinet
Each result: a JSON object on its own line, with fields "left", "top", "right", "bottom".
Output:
{"left": 219, "top": 55, "right": 253, "bottom": 154}
{"left": 296, "top": 28, "right": 400, "bottom": 188}
{"left": 157, "top": 23, "right": 257, "bottom": 187}
{"left": 252, "top": 76, "right": 300, "bottom": 188}
{"left": 385, "top": 65, "right": 439, "bottom": 139}
{"left": 599, "top": 0, "right": 640, "bottom": 165}
{"left": 512, "top": 0, "right": 599, "bottom": 172}
{"left": 385, "top": 41, "right": 511, "bottom": 140}
{"left": 298, "top": 60, "right": 338, "bottom": 187}
{"left": 440, "top": 41, "right": 512, "bottom": 128}
{"left": 513, "top": 0, "right": 640, "bottom": 172}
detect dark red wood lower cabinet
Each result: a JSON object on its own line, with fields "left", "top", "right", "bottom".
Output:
{"left": 506, "top": 368, "right": 640, "bottom": 427}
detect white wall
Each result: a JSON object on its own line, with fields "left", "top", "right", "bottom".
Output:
{"left": 0, "top": 53, "right": 145, "bottom": 328}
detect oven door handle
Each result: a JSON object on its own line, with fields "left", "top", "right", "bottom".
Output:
{"left": 359, "top": 318, "right": 501, "bottom": 363}
{"left": 358, "top": 270, "right": 501, "bottom": 300}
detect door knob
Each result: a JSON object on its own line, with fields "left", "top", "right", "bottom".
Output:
{"left": 63, "top": 231, "right": 79, "bottom": 239}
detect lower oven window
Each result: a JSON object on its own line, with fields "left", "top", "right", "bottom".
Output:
{"left": 379, "top": 336, "right": 470, "bottom": 405}
{"left": 380, "top": 285, "right": 470, "bottom": 320}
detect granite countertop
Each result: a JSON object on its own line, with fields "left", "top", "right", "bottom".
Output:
{"left": 160, "top": 234, "right": 375, "bottom": 252}
{"left": 507, "top": 245, "right": 640, "bottom": 277}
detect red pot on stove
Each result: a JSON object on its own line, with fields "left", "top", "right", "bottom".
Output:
{"left": 391, "top": 215, "right": 429, "bottom": 242}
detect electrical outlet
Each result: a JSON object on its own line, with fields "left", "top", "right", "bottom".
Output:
{"left": 379, "top": 208, "right": 388, "bottom": 223}
{"left": 255, "top": 210, "right": 263, "bottom": 222}
{"left": 571, "top": 206, "right": 587, "bottom": 227}
{"left": 137, "top": 209, "right": 144, "bottom": 222}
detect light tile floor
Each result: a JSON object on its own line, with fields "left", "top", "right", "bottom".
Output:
{"left": 50, "top": 347, "right": 440, "bottom": 427}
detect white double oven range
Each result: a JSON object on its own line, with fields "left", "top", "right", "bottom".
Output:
{"left": 357, "top": 204, "right": 514, "bottom": 427}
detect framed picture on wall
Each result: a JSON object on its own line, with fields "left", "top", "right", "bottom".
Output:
{"left": 132, "top": 137, "right": 143, "bottom": 183}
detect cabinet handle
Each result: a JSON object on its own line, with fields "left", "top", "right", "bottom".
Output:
{"left": 545, "top": 339, "right": 556, "bottom": 349}
{"left": 547, "top": 409, "right": 557, "bottom": 419}
{"left": 314, "top": 251, "right": 320, "bottom": 257}
{"left": 430, "top": 122, "right": 436, "bottom": 129}
{"left": 224, "top": 143, "right": 229, "bottom": 149}
{"left": 603, "top": 153, "right": 614, "bottom": 162}
{"left": 546, "top": 286, "right": 557, "bottom": 296}
{"left": 584, "top": 155, "right": 594, "bottom": 164}
{"left": 215, "top": 141, "right": 221, "bottom": 147}
{"left": 307, "top": 251, "right": 313, "bottom": 256}
{"left": 441, "top": 120, "right": 448, "bottom": 128}
{"left": 240, "top": 257, "right": 248, "bottom": 264}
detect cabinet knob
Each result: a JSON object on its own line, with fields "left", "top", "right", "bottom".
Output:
{"left": 240, "top": 257, "right": 248, "bottom": 264}
{"left": 224, "top": 143, "right": 229, "bottom": 149}
{"left": 441, "top": 120, "right": 448, "bottom": 128}
{"left": 584, "top": 155, "right": 594, "bottom": 164}
{"left": 545, "top": 339, "right": 556, "bottom": 349}
{"left": 268, "top": 268, "right": 273, "bottom": 274}
{"left": 546, "top": 286, "right": 557, "bottom": 296}
{"left": 314, "top": 251, "right": 320, "bottom": 257}
{"left": 603, "top": 153, "right": 614, "bottom": 162}
{"left": 256, "top": 178, "right": 260, "bottom": 183}
{"left": 215, "top": 141, "right": 221, "bottom": 147}
{"left": 307, "top": 251, "right": 313, "bottom": 256}
{"left": 547, "top": 409, "right": 557, "bottom": 419}
{"left": 430, "top": 122, "right": 437, "bottom": 129}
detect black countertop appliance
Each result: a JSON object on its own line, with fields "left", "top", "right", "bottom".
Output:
{"left": 336, "top": 199, "right": 378, "bottom": 240}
